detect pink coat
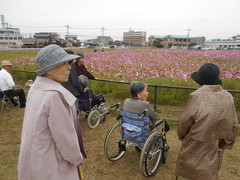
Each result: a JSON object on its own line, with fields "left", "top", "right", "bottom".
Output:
{"left": 18, "top": 76, "right": 83, "bottom": 180}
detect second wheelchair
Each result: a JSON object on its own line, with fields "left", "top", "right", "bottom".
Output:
{"left": 78, "top": 89, "right": 119, "bottom": 129}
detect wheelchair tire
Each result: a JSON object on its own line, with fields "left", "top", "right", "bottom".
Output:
{"left": 104, "top": 123, "right": 126, "bottom": 161}
{"left": 140, "top": 132, "right": 163, "bottom": 177}
{"left": 87, "top": 110, "right": 101, "bottom": 129}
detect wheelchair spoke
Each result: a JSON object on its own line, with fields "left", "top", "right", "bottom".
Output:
{"left": 87, "top": 110, "right": 101, "bottom": 128}
{"left": 140, "top": 132, "right": 163, "bottom": 177}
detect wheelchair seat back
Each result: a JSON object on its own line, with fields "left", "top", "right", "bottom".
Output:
{"left": 120, "top": 109, "right": 150, "bottom": 146}
{"left": 78, "top": 90, "right": 106, "bottom": 111}
{"left": 78, "top": 91, "right": 91, "bottom": 111}
{"left": 91, "top": 94, "right": 105, "bottom": 107}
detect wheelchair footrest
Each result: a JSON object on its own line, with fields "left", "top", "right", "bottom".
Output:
{"left": 118, "top": 141, "right": 126, "bottom": 151}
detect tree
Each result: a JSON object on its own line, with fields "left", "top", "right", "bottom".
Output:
{"left": 153, "top": 41, "right": 164, "bottom": 48}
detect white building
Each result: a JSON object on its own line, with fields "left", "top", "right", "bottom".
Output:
{"left": 0, "top": 28, "right": 23, "bottom": 47}
{"left": 205, "top": 34, "right": 240, "bottom": 50}
{"left": 0, "top": 15, "right": 23, "bottom": 47}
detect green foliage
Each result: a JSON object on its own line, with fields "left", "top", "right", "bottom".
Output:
{"left": 153, "top": 41, "right": 164, "bottom": 48}
{"left": 1, "top": 49, "right": 239, "bottom": 110}
{"left": 0, "top": 50, "right": 38, "bottom": 61}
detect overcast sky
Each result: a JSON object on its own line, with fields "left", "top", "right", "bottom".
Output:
{"left": 1, "top": 0, "right": 240, "bottom": 41}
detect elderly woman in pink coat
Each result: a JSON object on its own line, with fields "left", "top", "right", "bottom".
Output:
{"left": 18, "top": 45, "right": 86, "bottom": 180}
{"left": 176, "top": 63, "right": 238, "bottom": 180}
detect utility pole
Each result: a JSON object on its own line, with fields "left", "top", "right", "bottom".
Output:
{"left": 65, "top": 25, "right": 70, "bottom": 35}
{"left": 187, "top": 29, "right": 191, "bottom": 48}
{"left": 101, "top": 27, "right": 105, "bottom": 36}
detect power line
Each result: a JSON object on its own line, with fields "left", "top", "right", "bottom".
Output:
{"left": 8, "top": 24, "right": 238, "bottom": 40}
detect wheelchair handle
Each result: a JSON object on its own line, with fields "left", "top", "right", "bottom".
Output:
{"left": 149, "top": 119, "right": 165, "bottom": 131}
{"left": 110, "top": 103, "right": 120, "bottom": 109}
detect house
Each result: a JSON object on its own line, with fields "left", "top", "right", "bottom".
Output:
{"left": 96, "top": 36, "right": 113, "bottom": 45}
{"left": 148, "top": 35, "right": 206, "bottom": 48}
{"left": 148, "top": 35, "right": 165, "bottom": 47}
{"left": 161, "top": 35, "right": 190, "bottom": 48}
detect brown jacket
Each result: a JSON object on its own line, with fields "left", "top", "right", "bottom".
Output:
{"left": 176, "top": 85, "right": 238, "bottom": 180}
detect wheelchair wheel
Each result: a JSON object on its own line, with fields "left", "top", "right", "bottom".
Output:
{"left": 140, "top": 132, "right": 163, "bottom": 177}
{"left": 87, "top": 110, "right": 101, "bottom": 129}
{"left": 104, "top": 123, "right": 126, "bottom": 161}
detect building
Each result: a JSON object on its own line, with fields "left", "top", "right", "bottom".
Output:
{"left": 96, "top": 36, "right": 113, "bottom": 45}
{"left": 123, "top": 30, "right": 146, "bottom": 47}
{"left": 148, "top": 35, "right": 165, "bottom": 47}
{"left": 0, "top": 27, "right": 23, "bottom": 47}
{"left": 190, "top": 37, "right": 205, "bottom": 46}
{"left": 205, "top": 34, "right": 240, "bottom": 50}
{"left": 161, "top": 35, "right": 190, "bottom": 48}
{"left": 65, "top": 35, "right": 80, "bottom": 47}
{"left": 22, "top": 32, "right": 63, "bottom": 48}
{"left": 148, "top": 35, "right": 205, "bottom": 48}
{"left": 85, "top": 39, "right": 97, "bottom": 46}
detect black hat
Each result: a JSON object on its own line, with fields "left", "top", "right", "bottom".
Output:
{"left": 76, "top": 52, "right": 85, "bottom": 61}
{"left": 191, "top": 63, "right": 222, "bottom": 85}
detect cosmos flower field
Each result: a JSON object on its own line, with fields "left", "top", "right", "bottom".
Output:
{"left": 84, "top": 49, "right": 240, "bottom": 84}
{"left": 12, "top": 48, "right": 240, "bottom": 89}
{"left": 4, "top": 48, "right": 239, "bottom": 108}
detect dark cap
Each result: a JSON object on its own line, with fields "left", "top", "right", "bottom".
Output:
{"left": 191, "top": 63, "right": 222, "bottom": 85}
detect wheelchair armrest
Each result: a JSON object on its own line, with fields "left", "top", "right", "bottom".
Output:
{"left": 149, "top": 119, "right": 164, "bottom": 131}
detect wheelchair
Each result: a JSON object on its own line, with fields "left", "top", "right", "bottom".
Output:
{"left": 104, "top": 109, "right": 169, "bottom": 177}
{"left": 78, "top": 89, "right": 120, "bottom": 129}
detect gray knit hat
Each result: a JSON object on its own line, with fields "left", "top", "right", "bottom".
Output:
{"left": 36, "top": 44, "right": 79, "bottom": 75}
{"left": 78, "top": 75, "right": 89, "bottom": 88}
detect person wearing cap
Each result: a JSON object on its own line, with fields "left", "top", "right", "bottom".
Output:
{"left": 175, "top": 63, "right": 238, "bottom": 180}
{"left": 75, "top": 52, "right": 96, "bottom": 80}
{"left": 18, "top": 45, "right": 87, "bottom": 180}
{"left": 0, "top": 60, "right": 26, "bottom": 108}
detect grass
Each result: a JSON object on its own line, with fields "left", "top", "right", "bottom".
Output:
{"left": 0, "top": 96, "right": 239, "bottom": 180}
{"left": 0, "top": 49, "right": 239, "bottom": 179}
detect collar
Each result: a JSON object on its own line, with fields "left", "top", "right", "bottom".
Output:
{"left": 197, "top": 85, "right": 223, "bottom": 92}
{"left": 0, "top": 69, "right": 8, "bottom": 73}
{"left": 33, "top": 76, "right": 76, "bottom": 106}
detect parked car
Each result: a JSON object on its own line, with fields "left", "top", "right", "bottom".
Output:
{"left": 171, "top": 46, "right": 178, "bottom": 49}
{"left": 202, "top": 45, "right": 216, "bottom": 51}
